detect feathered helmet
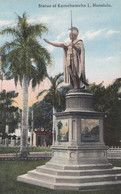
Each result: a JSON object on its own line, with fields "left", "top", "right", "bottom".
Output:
{"left": 69, "top": 27, "right": 79, "bottom": 36}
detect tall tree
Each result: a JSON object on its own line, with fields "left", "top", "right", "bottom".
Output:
{"left": 0, "top": 55, "right": 4, "bottom": 91}
{"left": 88, "top": 78, "right": 121, "bottom": 146}
{"left": 29, "top": 101, "right": 53, "bottom": 132}
{"left": 0, "top": 90, "right": 20, "bottom": 138}
{"left": 37, "top": 73, "right": 64, "bottom": 110}
{"left": 0, "top": 13, "right": 51, "bottom": 156}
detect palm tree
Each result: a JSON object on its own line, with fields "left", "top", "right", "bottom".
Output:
{"left": 37, "top": 73, "right": 64, "bottom": 109}
{"left": 0, "top": 13, "right": 51, "bottom": 156}
{"left": 0, "top": 55, "right": 4, "bottom": 91}
{"left": 37, "top": 73, "right": 65, "bottom": 144}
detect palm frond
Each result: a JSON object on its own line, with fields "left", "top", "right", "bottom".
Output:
{"left": 0, "top": 41, "right": 20, "bottom": 54}
{"left": 27, "top": 24, "right": 48, "bottom": 38}
{"left": 55, "top": 72, "right": 64, "bottom": 81}
{"left": 46, "top": 74, "right": 53, "bottom": 82}
{"left": 55, "top": 73, "right": 64, "bottom": 87}
{"left": 37, "top": 89, "right": 48, "bottom": 99}
{"left": 56, "top": 78, "right": 64, "bottom": 87}
{"left": 15, "top": 12, "right": 28, "bottom": 25}
{"left": 0, "top": 27, "right": 21, "bottom": 38}
{"left": 28, "top": 39, "right": 52, "bottom": 65}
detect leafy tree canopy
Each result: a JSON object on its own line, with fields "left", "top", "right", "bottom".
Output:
{"left": 0, "top": 90, "right": 21, "bottom": 137}
{"left": 0, "top": 12, "right": 52, "bottom": 87}
{"left": 29, "top": 100, "right": 52, "bottom": 132}
{"left": 88, "top": 78, "right": 121, "bottom": 146}
{"left": 37, "top": 73, "right": 71, "bottom": 111}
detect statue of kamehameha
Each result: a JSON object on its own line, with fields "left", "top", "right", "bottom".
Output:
{"left": 44, "top": 12, "right": 89, "bottom": 90}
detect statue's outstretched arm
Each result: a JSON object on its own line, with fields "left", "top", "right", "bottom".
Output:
{"left": 44, "top": 39, "right": 65, "bottom": 48}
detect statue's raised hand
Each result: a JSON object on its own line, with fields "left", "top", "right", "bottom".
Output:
{"left": 44, "top": 39, "right": 49, "bottom": 44}
{"left": 44, "top": 39, "right": 64, "bottom": 48}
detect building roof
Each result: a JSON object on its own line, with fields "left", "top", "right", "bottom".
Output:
{"left": 34, "top": 131, "right": 51, "bottom": 135}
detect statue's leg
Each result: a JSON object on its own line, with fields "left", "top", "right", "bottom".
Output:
{"left": 72, "top": 64, "right": 80, "bottom": 89}
{"left": 67, "top": 66, "right": 79, "bottom": 89}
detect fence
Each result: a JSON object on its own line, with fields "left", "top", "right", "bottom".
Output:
{"left": 0, "top": 146, "right": 121, "bottom": 161}
{"left": 0, "top": 137, "right": 21, "bottom": 147}
{"left": 0, "top": 152, "right": 52, "bottom": 161}
{"left": 107, "top": 148, "right": 121, "bottom": 160}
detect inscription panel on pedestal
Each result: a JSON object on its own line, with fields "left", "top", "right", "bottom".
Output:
{"left": 81, "top": 119, "right": 99, "bottom": 142}
{"left": 57, "top": 120, "right": 69, "bottom": 142}
{"left": 79, "top": 151, "right": 105, "bottom": 158}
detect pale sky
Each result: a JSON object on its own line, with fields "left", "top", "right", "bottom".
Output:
{"left": 0, "top": 0, "right": 121, "bottom": 108}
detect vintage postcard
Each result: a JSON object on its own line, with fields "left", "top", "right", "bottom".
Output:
{"left": 0, "top": 0, "right": 121, "bottom": 193}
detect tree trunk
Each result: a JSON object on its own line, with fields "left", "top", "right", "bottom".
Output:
{"left": 20, "top": 75, "right": 29, "bottom": 157}
{"left": 30, "top": 109, "right": 33, "bottom": 146}
{"left": 5, "top": 125, "right": 9, "bottom": 147}
{"left": 52, "top": 106, "right": 57, "bottom": 145}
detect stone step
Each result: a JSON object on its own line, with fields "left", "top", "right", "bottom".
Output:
{"left": 28, "top": 169, "right": 121, "bottom": 184}
{"left": 55, "top": 181, "right": 121, "bottom": 191}
{"left": 46, "top": 162, "right": 113, "bottom": 170}
{"left": 36, "top": 166, "right": 57, "bottom": 175}
{"left": 28, "top": 170, "right": 55, "bottom": 182}
{"left": 17, "top": 173, "right": 121, "bottom": 191}
{"left": 37, "top": 165, "right": 121, "bottom": 177}
{"left": 17, "top": 174, "right": 54, "bottom": 189}
{"left": 56, "top": 174, "right": 121, "bottom": 184}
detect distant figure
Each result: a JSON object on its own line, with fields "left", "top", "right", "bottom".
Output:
{"left": 44, "top": 27, "right": 88, "bottom": 89}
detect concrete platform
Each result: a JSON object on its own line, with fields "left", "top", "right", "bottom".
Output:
{"left": 17, "top": 162, "right": 121, "bottom": 191}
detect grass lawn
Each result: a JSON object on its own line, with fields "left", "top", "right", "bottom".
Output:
{"left": 28, "top": 147, "right": 52, "bottom": 152}
{"left": 0, "top": 160, "right": 121, "bottom": 194}
{"left": 0, "top": 146, "right": 52, "bottom": 154}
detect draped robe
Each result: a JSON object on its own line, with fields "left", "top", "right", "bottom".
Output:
{"left": 63, "top": 39, "right": 87, "bottom": 86}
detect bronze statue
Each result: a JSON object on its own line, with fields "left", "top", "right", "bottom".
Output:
{"left": 44, "top": 27, "right": 88, "bottom": 89}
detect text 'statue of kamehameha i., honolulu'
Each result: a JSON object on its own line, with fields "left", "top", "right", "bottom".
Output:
{"left": 44, "top": 27, "right": 89, "bottom": 90}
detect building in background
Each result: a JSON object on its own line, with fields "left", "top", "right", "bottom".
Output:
{"left": 32, "top": 130, "right": 52, "bottom": 147}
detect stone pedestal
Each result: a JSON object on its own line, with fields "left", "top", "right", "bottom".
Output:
{"left": 50, "top": 89, "right": 108, "bottom": 166}
{"left": 17, "top": 89, "right": 121, "bottom": 191}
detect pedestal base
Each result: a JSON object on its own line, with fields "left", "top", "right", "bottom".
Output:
{"left": 17, "top": 158, "right": 121, "bottom": 191}
{"left": 17, "top": 143, "right": 121, "bottom": 191}
{"left": 51, "top": 143, "right": 109, "bottom": 165}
